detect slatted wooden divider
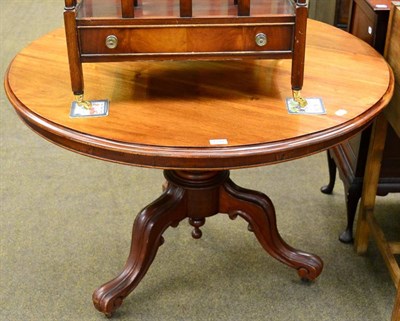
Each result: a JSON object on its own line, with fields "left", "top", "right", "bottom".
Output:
{"left": 120, "top": 0, "right": 254, "bottom": 17}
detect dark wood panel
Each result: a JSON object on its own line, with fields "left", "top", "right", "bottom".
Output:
{"left": 348, "top": 0, "right": 391, "bottom": 53}
{"left": 349, "top": 0, "right": 375, "bottom": 44}
{"left": 335, "top": 0, "right": 351, "bottom": 28}
{"left": 323, "top": 0, "right": 399, "bottom": 244}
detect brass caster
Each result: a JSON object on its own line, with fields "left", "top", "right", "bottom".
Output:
{"left": 292, "top": 90, "right": 308, "bottom": 109}
{"left": 74, "top": 94, "right": 92, "bottom": 109}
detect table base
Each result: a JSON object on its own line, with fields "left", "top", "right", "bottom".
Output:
{"left": 92, "top": 170, "right": 323, "bottom": 317}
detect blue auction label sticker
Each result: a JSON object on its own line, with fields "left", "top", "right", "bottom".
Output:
{"left": 70, "top": 99, "right": 109, "bottom": 118}
{"left": 286, "top": 97, "right": 326, "bottom": 115}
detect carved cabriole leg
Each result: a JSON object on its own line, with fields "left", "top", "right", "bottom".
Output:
{"left": 92, "top": 183, "right": 187, "bottom": 317}
{"left": 339, "top": 185, "right": 362, "bottom": 243}
{"left": 320, "top": 150, "right": 337, "bottom": 194}
{"left": 219, "top": 178, "right": 323, "bottom": 281}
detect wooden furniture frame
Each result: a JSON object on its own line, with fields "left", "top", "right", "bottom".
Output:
{"left": 334, "top": 0, "right": 351, "bottom": 29}
{"left": 355, "top": 3, "right": 400, "bottom": 319}
{"left": 348, "top": 0, "right": 391, "bottom": 53}
{"left": 64, "top": 0, "right": 308, "bottom": 107}
{"left": 354, "top": 114, "right": 400, "bottom": 320}
{"left": 5, "top": 21, "right": 394, "bottom": 317}
{"left": 321, "top": 0, "right": 400, "bottom": 244}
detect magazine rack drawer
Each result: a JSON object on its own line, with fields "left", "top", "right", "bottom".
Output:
{"left": 79, "top": 24, "right": 294, "bottom": 59}
{"left": 64, "top": 0, "right": 308, "bottom": 107}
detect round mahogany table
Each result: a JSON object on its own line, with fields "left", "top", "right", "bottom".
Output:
{"left": 5, "top": 20, "right": 394, "bottom": 317}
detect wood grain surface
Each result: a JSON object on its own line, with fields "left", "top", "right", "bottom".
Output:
{"left": 4, "top": 19, "right": 394, "bottom": 170}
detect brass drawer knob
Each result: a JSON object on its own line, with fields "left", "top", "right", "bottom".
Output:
{"left": 105, "top": 35, "right": 118, "bottom": 49}
{"left": 255, "top": 33, "right": 267, "bottom": 47}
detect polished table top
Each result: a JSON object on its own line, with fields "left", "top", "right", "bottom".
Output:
{"left": 5, "top": 19, "right": 394, "bottom": 170}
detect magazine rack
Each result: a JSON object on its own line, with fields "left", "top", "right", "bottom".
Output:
{"left": 64, "top": 0, "right": 308, "bottom": 108}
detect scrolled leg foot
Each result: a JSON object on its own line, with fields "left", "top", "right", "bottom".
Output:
{"left": 92, "top": 184, "right": 187, "bottom": 316}
{"left": 220, "top": 179, "right": 323, "bottom": 281}
{"left": 296, "top": 254, "right": 324, "bottom": 281}
{"left": 339, "top": 229, "right": 353, "bottom": 244}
